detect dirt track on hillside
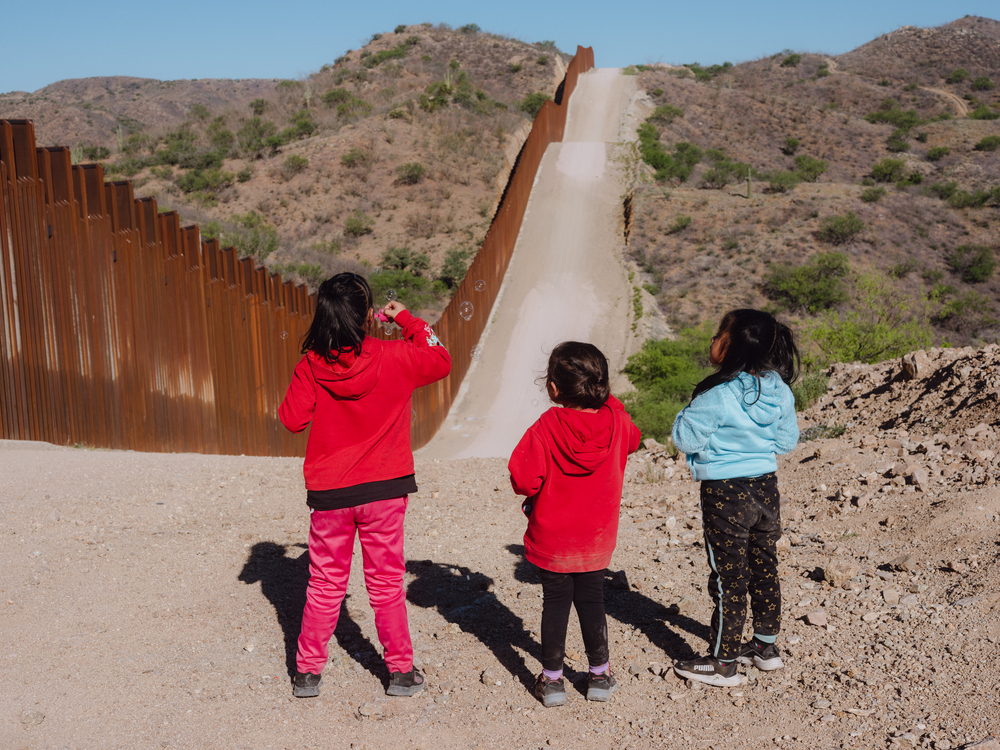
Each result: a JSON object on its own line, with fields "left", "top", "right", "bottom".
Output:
{"left": 421, "top": 69, "right": 641, "bottom": 460}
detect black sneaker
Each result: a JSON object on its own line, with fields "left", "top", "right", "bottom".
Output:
{"left": 736, "top": 639, "right": 784, "bottom": 671}
{"left": 292, "top": 671, "right": 323, "bottom": 698}
{"left": 673, "top": 656, "right": 741, "bottom": 687}
{"left": 386, "top": 666, "right": 425, "bottom": 697}
{"left": 586, "top": 669, "right": 618, "bottom": 702}
{"left": 533, "top": 673, "right": 567, "bottom": 707}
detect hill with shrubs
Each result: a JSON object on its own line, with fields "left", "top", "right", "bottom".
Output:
{"left": 0, "top": 24, "right": 569, "bottom": 318}
{"left": 620, "top": 16, "right": 999, "bottom": 442}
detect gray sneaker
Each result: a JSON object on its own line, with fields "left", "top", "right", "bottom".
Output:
{"left": 586, "top": 669, "right": 618, "bottom": 702}
{"left": 736, "top": 640, "right": 784, "bottom": 671}
{"left": 673, "top": 656, "right": 741, "bottom": 687}
{"left": 292, "top": 671, "right": 323, "bottom": 698}
{"left": 386, "top": 667, "right": 425, "bottom": 696}
{"left": 533, "top": 673, "right": 567, "bottom": 707}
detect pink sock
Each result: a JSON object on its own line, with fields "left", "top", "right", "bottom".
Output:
{"left": 589, "top": 661, "right": 609, "bottom": 675}
{"left": 542, "top": 668, "right": 563, "bottom": 681}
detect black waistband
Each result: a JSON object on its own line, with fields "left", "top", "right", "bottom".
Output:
{"left": 307, "top": 475, "right": 417, "bottom": 511}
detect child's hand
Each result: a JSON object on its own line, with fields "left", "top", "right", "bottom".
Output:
{"left": 381, "top": 301, "right": 408, "bottom": 322}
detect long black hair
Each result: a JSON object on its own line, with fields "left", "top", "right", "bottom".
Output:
{"left": 545, "top": 341, "right": 611, "bottom": 410}
{"left": 300, "top": 273, "right": 373, "bottom": 364}
{"left": 691, "top": 309, "right": 799, "bottom": 401}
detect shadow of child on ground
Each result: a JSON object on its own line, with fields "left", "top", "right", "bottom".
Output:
{"left": 405, "top": 555, "right": 541, "bottom": 690}
{"left": 238, "top": 541, "right": 383, "bottom": 682}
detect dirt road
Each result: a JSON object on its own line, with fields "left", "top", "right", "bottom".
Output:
{"left": 421, "top": 68, "right": 639, "bottom": 460}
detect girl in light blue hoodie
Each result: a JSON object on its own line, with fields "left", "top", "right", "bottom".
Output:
{"left": 671, "top": 309, "right": 800, "bottom": 687}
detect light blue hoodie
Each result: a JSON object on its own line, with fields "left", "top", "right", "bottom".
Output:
{"left": 671, "top": 371, "right": 799, "bottom": 481}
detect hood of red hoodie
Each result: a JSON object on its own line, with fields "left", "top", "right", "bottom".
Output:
{"left": 306, "top": 339, "right": 383, "bottom": 400}
{"left": 538, "top": 404, "right": 617, "bottom": 475}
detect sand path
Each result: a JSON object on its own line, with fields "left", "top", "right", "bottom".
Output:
{"left": 422, "top": 68, "right": 637, "bottom": 460}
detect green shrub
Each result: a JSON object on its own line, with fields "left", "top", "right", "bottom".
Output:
{"left": 860, "top": 186, "right": 886, "bottom": 203}
{"left": 237, "top": 117, "right": 277, "bottom": 158}
{"left": 459, "top": 23, "right": 480, "bottom": 34}
{"left": 344, "top": 210, "right": 375, "bottom": 237}
{"left": 781, "top": 137, "right": 800, "bottom": 156}
{"left": 336, "top": 95, "right": 372, "bottom": 119}
{"left": 886, "top": 129, "right": 911, "bottom": 152}
{"left": 971, "top": 76, "right": 994, "bottom": 91}
{"left": 665, "top": 215, "right": 692, "bottom": 234}
{"left": 81, "top": 144, "right": 111, "bottom": 161}
{"left": 363, "top": 44, "right": 411, "bottom": 68}
{"left": 519, "top": 92, "right": 552, "bottom": 118}
{"left": 395, "top": 162, "right": 426, "bottom": 185}
{"left": 637, "top": 122, "right": 702, "bottom": 183}
{"left": 368, "top": 268, "right": 438, "bottom": 310}
{"left": 509, "top": 63, "right": 522, "bottom": 73}
{"left": 249, "top": 98, "right": 268, "bottom": 116}
{"left": 340, "top": 147, "right": 372, "bottom": 169}
{"left": 767, "top": 170, "right": 800, "bottom": 193}
{"left": 871, "top": 158, "right": 906, "bottom": 183}
{"left": 932, "top": 290, "right": 998, "bottom": 333}
{"left": 780, "top": 54, "right": 801, "bottom": 68}
{"left": 321, "top": 88, "right": 352, "bottom": 106}
{"left": 537, "top": 55, "right": 549, "bottom": 65}
{"left": 203, "top": 211, "right": 279, "bottom": 261}
{"left": 816, "top": 213, "right": 865, "bottom": 245}
{"left": 700, "top": 155, "right": 750, "bottom": 188}
{"left": 914, "top": 131, "right": 928, "bottom": 143}
{"left": 793, "top": 154, "right": 828, "bottom": 182}
{"left": 379, "top": 246, "right": 430, "bottom": 274}
{"left": 927, "top": 181, "right": 958, "bottom": 200}
{"left": 888, "top": 258, "right": 920, "bottom": 278}
{"left": 394, "top": 24, "right": 407, "bottom": 33}
{"left": 969, "top": 105, "right": 1000, "bottom": 121}
{"left": 974, "top": 135, "right": 1000, "bottom": 152}
{"left": 864, "top": 107, "right": 921, "bottom": 130}
{"left": 791, "top": 372, "right": 829, "bottom": 411}
{"left": 437, "top": 248, "right": 471, "bottom": 288}
{"left": 281, "top": 154, "right": 309, "bottom": 178}
{"left": 927, "top": 146, "right": 950, "bottom": 161}
{"left": 946, "top": 68, "right": 969, "bottom": 84}
{"left": 947, "top": 189, "right": 996, "bottom": 209}
{"left": 762, "top": 251, "right": 850, "bottom": 313}
{"left": 946, "top": 245, "right": 995, "bottom": 283}
{"left": 808, "top": 272, "right": 932, "bottom": 365}
{"left": 650, "top": 104, "right": 684, "bottom": 124}
{"left": 620, "top": 325, "right": 715, "bottom": 441}
{"left": 176, "top": 167, "right": 233, "bottom": 193}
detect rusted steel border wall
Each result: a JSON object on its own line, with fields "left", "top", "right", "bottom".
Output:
{"left": 0, "top": 46, "right": 594, "bottom": 455}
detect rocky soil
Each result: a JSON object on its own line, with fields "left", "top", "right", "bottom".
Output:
{"left": 2, "top": 346, "right": 998, "bottom": 749}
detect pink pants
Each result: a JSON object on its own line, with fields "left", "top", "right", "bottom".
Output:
{"left": 296, "top": 496, "right": 413, "bottom": 675}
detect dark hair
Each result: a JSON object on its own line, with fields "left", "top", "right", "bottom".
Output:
{"left": 691, "top": 309, "right": 799, "bottom": 401}
{"left": 545, "top": 341, "right": 610, "bottom": 410}
{"left": 300, "top": 272, "right": 373, "bottom": 364}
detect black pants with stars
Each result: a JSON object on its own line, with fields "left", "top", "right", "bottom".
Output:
{"left": 700, "top": 472, "right": 781, "bottom": 661}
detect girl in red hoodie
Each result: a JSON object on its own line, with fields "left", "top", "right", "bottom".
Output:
{"left": 508, "top": 341, "right": 641, "bottom": 707}
{"left": 279, "top": 273, "right": 451, "bottom": 699}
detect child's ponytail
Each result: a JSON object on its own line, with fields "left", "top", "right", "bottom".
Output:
{"left": 301, "top": 273, "right": 374, "bottom": 364}
{"left": 545, "top": 341, "right": 610, "bottom": 410}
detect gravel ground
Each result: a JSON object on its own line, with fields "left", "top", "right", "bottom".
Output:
{"left": 2, "top": 347, "right": 999, "bottom": 750}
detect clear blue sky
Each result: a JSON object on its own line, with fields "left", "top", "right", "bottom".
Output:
{"left": 2, "top": 1, "right": 996, "bottom": 93}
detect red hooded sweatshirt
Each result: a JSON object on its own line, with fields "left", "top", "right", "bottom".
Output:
{"left": 279, "top": 310, "right": 451, "bottom": 503}
{"left": 508, "top": 395, "right": 641, "bottom": 573}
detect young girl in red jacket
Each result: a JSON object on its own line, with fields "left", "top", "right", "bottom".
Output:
{"left": 279, "top": 273, "right": 451, "bottom": 699}
{"left": 508, "top": 341, "right": 641, "bottom": 707}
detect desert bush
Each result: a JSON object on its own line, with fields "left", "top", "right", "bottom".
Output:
{"left": 395, "top": 162, "right": 426, "bottom": 185}
{"left": 947, "top": 188, "right": 1000, "bottom": 209}
{"left": 888, "top": 258, "right": 920, "bottom": 278}
{"left": 368, "top": 268, "right": 438, "bottom": 310}
{"left": 781, "top": 137, "right": 800, "bottom": 156}
{"left": 926, "top": 146, "right": 950, "bottom": 161}
{"left": 808, "top": 272, "right": 932, "bottom": 365}
{"left": 237, "top": 117, "right": 277, "bottom": 159}
{"left": 202, "top": 211, "right": 279, "bottom": 261}
{"left": 946, "top": 68, "right": 969, "bottom": 84}
{"left": 816, "top": 213, "right": 865, "bottom": 245}
{"left": 767, "top": 170, "right": 800, "bottom": 193}
{"left": 321, "top": 88, "right": 352, "bottom": 106}
{"left": 394, "top": 24, "right": 407, "bottom": 33}
{"left": 793, "top": 155, "right": 828, "bottom": 182}
{"left": 537, "top": 56, "right": 549, "bottom": 65}
{"left": 380, "top": 246, "right": 430, "bottom": 275}
{"left": 969, "top": 105, "right": 1000, "bottom": 121}
{"left": 281, "top": 154, "right": 309, "bottom": 179}
{"left": 971, "top": 76, "right": 994, "bottom": 91}
{"left": 780, "top": 54, "right": 801, "bottom": 68}
{"left": 897, "top": 171, "right": 922, "bottom": 187}
{"left": 871, "top": 158, "right": 906, "bottom": 183}
{"left": 927, "top": 181, "right": 958, "bottom": 200}
{"left": 762, "top": 251, "right": 850, "bottom": 313}
{"left": 81, "top": 144, "right": 111, "bottom": 161}
{"left": 946, "top": 245, "right": 995, "bottom": 283}
{"left": 665, "top": 215, "right": 692, "bottom": 234}
{"left": 791, "top": 372, "right": 829, "bottom": 411}
{"left": 509, "top": 63, "right": 522, "bottom": 73}
{"left": 932, "top": 290, "right": 998, "bottom": 333}
{"left": 363, "top": 44, "right": 411, "bottom": 69}
{"left": 344, "top": 210, "right": 375, "bottom": 237}
{"left": 974, "top": 135, "right": 1000, "bottom": 152}
{"left": 864, "top": 105, "right": 921, "bottom": 130}
{"left": 176, "top": 167, "right": 233, "bottom": 194}
{"left": 519, "top": 92, "right": 552, "bottom": 118}
{"left": 650, "top": 104, "right": 684, "bottom": 125}
{"left": 620, "top": 324, "right": 715, "bottom": 441}
{"left": 249, "top": 98, "right": 268, "bottom": 116}
{"left": 637, "top": 122, "right": 702, "bottom": 183}
{"left": 886, "top": 129, "right": 911, "bottom": 152}
{"left": 860, "top": 186, "right": 886, "bottom": 203}
{"left": 340, "top": 147, "right": 372, "bottom": 169}
{"left": 337, "top": 95, "right": 372, "bottom": 119}
{"left": 700, "top": 153, "right": 750, "bottom": 188}
{"left": 459, "top": 23, "right": 480, "bottom": 34}
{"left": 438, "top": 247, "right": 472, "bottom": 288}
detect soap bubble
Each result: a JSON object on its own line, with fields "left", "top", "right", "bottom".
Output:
{"left": 531, "top": 399, "right": 539, "bottom": 407}
{"left": 459, "top": 301, "right": 474, "bottom": 320}
{"left": 474, "top": 279, "right": 486, "bottom": 292}
{"left": 373, "top": 267, "right": 380, "bottom": 274}
{"left": 411, "top": 409, "right": 416, "bottom": 424}
{"left": 385, "top": 289, "right": 397, "bottom": 302}
{"left": 279, "top": 331, "right": 288, "bottom": 340}
{"left": 470, "top": 345, "right": 483, "bottom": 360}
